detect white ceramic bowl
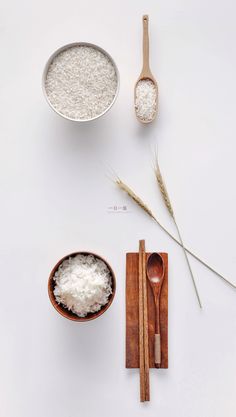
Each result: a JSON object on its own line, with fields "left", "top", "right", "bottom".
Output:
{"left": 42, "top": 42, "right": 120, "bottom": 122}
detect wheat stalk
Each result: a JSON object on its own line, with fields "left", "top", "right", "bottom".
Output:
{"left": 115, "top": 178, "right": 156, "bottom": 220}
{"left": 155, "top": 164, "right": 174, "bottom": 217}
{"left": 113, "top": 175, "right": 236, "bottom": 290}
{"left": 155, "top": 159, "right": 202, "bottom": 308}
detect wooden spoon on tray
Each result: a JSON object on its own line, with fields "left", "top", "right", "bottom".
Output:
{"left": 146, "top": 252, "right": 165, "bottom": 367}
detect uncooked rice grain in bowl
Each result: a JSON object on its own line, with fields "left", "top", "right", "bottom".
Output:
{"left": 43, "top": 42, "right": 119, "bottom": 122}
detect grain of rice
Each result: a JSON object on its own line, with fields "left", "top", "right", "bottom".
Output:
{"left": 135, "top": 79, "right": 157, "bottom": 122}
{"left": 45, "top": 45, "right": 118, "bottom": 120}
{"left": 53, "top": 254, "right": 112, "bottom": 317}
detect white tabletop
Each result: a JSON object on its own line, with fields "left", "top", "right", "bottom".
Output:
{"left": 1, "top": 0, "right": 236, "bottom": 416}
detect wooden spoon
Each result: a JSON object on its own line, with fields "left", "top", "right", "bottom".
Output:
{"left": 146, "top": 253, "right": 165, "bottom": 367}
{"left": 134, "top": 15, "right": 158, "bottom": 123}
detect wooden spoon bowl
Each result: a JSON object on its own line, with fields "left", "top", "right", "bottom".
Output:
{"left": 48, "top": 251, "right": 116, "bottom": 322}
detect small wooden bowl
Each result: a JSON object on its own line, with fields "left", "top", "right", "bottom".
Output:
{"left": 48, "top": 251, "right": 116, "bottom": 322}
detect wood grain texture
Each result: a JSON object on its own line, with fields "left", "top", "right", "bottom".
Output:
{"left": 126, "top": 252, "right": 168, "bottom": 369}
{"left": 138, "top": 241, "right": 145, "bottom": 402}
{"left": 142, "top": 245, "right": 150, "bottom": 400}
{"left": 139, "top": 240, "right": 150, "bottom": 401}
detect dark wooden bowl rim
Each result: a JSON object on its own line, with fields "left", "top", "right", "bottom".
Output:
{"left": 48, "top": 251, "right": 116, "bottom": 322}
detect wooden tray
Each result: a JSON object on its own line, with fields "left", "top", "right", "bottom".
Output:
{"left": 126, "top": 252, "right": 168, "bottom": 369}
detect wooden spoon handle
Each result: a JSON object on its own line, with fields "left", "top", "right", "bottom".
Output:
{"left": 154, "top": 297, "right": 161, "bottom": 365}
{"left": 142, "top": 15, "right": 150, "bottom": 75}
{"left": 155, "top": 333, "right": 161, "bottom": 365}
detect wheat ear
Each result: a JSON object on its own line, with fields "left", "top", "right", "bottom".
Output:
{"left": 113, "top": 176, "right": 236, "bottom": 290}
{"left": 115, "top": 178, "right": 156, "bottom": 220}
{"left": 155, "top": 159, "right": 202, "bottom": 308}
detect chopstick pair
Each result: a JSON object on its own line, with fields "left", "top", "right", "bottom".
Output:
{"left": 138, "top": 240, "right": 150, "bottom": 402}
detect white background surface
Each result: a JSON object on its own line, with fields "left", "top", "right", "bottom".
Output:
{"left": 0, "top": 0, "right": 236, "bottom": 416}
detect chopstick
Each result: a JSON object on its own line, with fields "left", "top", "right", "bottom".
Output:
{"left": 139, "top": 240, "right": 150, "bottom": 402}
{"left": 142, "top": 242, "right": 150, "bottom": 401}
{"left": 139, "top": 240, "right": 145, "bottom": 402}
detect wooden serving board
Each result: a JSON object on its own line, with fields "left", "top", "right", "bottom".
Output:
{"left": 126, "top": 252, "right": 168, "bottom": 369}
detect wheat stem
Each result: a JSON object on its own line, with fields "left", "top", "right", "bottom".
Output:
{"left": 155, "top": 159, "right": 202, "bottom": 308}
{"left": 173, "top": 218, "right": 202, "bottom": 308}
{"left": 153, "top": 216, "right": 236, "bottom": 288}
{"left": 114, "top": 177, "right": 236, "bottom": 290}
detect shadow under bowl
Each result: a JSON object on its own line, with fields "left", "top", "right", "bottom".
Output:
{"left": 48, "top": 251, "right": 116, "bottom": 322}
